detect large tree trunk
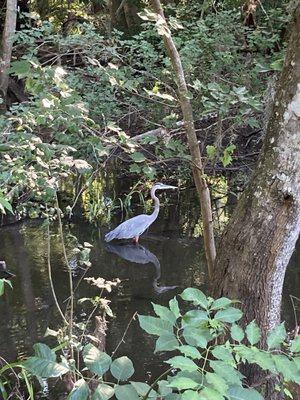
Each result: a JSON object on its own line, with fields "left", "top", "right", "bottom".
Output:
{"left": 212, "top": 0, "right": 300, "bottom": 361}
{"left": 0, "top": 0, "right": 17, "bottom": 109}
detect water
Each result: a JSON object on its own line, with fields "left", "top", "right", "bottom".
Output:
{"left": 0, "top": 191, "right": 299, "bottom": 397}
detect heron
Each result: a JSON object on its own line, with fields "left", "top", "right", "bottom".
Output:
{"left": 104, "top": 182, "right": 177, "bottom": 244}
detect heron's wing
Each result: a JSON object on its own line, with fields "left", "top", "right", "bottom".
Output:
{"left": 105, "top": 214, "right": 152, "bottom": 241}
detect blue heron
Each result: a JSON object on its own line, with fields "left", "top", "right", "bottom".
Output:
{"left": 105, "top": 182, "right": 177, "bottom": 244}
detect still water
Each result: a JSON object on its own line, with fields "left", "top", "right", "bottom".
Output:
{"left": 0, "top": 189, "right": 299, "bottom": 398}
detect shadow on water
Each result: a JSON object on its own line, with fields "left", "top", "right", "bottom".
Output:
{"left": 0, "top": 189, "right": 299, "bottom": 396}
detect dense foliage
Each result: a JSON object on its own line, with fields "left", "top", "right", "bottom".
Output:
{"left": 0, "top": 0, "right": 291, "bottom": 221}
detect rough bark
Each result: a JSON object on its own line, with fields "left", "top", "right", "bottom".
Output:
{"left": 212, "top": 5, "right": 300, "bottom": 390}
{"left": 150, "top": 0, "right": 216, "bottom": 276}
{"left": 109, "top": 0, "right": 141, "bottom": 35}
{"left": 0, "top": 0, "right": 17, "bottom": 109}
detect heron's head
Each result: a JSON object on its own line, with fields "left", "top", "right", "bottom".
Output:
{"left": 152, "top": 182, "right": 177, "bottom": 191}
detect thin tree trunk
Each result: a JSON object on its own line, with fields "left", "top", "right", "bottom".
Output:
{"left": 212, "top": 5, "right": 300, "bottom": 396}
{"left": 0, "top": 0, "right": 17, "bottom": 109}
{"left": 150, "top": 0, "right": 216, "bottom": 276}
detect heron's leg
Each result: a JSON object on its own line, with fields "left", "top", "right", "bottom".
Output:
{"left": 133, "top": 236, "right": 139, "bottom": 244}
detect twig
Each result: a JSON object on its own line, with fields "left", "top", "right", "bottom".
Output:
{"left": 111, "top": 312, "right": 138, "bottom": 357}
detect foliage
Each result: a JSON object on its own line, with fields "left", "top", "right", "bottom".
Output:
{"left": 20, "top": 288, "right": 300, "bottom": 399}
{"left": 0, "top": 1, "right": 291, "bottom": 219}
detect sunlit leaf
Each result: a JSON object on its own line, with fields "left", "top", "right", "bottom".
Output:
{"left": 165, "top": 356, "right": 198, "bottom": 371}
{"left": 92, "top": 384, "right": 114, "bottom": 400}
{"left": 110, "top": 356, "right": 134, "bottom": 381}
{"left": 67, "top": 379, "right": 89, "bottom": 400}
{"left": 83, "top": 344, "right": 111, "bottom": 376}
{"left": 267, "top": 322, "right": 286, "bottom": 349}
{"left": 181, "top": 288, "right": 208, "bottom": 309}
{"left": 214, "top": 307, "right": 242, "bottom": 323}
{"left": 245, "top": 321, "right": 261, "bottom": 345}
{"left": 114, "top": 384, "right": 139, "bottom": 400}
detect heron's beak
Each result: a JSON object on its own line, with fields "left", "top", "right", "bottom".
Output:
{"left": 162, "top": 185, "right": 177, "bottom": 190}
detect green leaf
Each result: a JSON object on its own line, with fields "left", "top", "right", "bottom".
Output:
{"left": 130, "top": 382, "right": 157, "bottom": 398}
{"left": 155, "top": 334, "right": 179, "bottom": 352}
{"left": 181, "top": 288, "right": 208, "bottom": 309}
{"left": 178, "top": 345, "right": 201, "bottom": 359}
{"left": 114, "top": 384, "right": 139, "bottom": 400}
{"left": 212, "top": 345, "right": 234, "bottom": 362}
{"left": 68, "top": 379, "right": 89, "bottom": 400}
{"left": 9, "top": 60, "right": 31, "bottom": 78}
{"left": 110, "top": 356, "right": 134, "bottom": 381}
{"left": 152, "top": 303, "right": 177, "bottom": 324}
{"left": 267, "top": 322, "right": 286, "bottom": 349}
{"left": 206, "top": 372, "right": 228, "bottom": 394}
{"left": 138, "top": 315, "right": 173, "bottom": 336}
{"left": 169, "top": 297, "right": 181, "bottom": 318}
{"left": 183, "top": 326, "right": 209, "bottom": 348}
{"left": 92, "top": 384, "right": 114, "bottom": 400}
{"left": 182, "top": 310, "right": 209, "bottom": 327}
{"left": 245, "top": 321, "right": 261, "bottom": 345}
{"left": 210, "top": 361, "right": 244, "bottom": 386}
{"left": 210, "top": 297, "right": 232, "bottom": 310}
{"left": 0, "top": 279, "right": 12, "bottom": 296}
{"left": 272, "top": 354, "right": 300, "bottom": 383}
{"left": 83, "top": 344, "right": 111, "bottom": 376}
{"left": 290, "top": 335, "right": 300, "bottom": 352}
{"left": 167, "top": 377, "right": 199, "bottom": 390}
{"left": 130, "top": 152, "right": 146, "bottom": 163}
{"left": 228, "top": 386, "right": 263, "bottom": 400}
{"left": 206, "top": 145, "right": 217, "bottom": 159}
{"left": 0, "top": 198, "right": 13, "bottom": 215}
{"left": 230, "top": 324, "right": 244, "bottom": 342}
{"left": 200, "top": 387, "right": 224, "bottom": 400}
{"left": 24, "top": 343, "right": 69, "bottom": 378}
{"left": 214, "top": 307, "right": 243, "bottom": 323}
{"left": 165, "top": 356, "right": 199, "bottom": 372}
{"left": 181, "top": 391, "right": 202, "bottom": 399}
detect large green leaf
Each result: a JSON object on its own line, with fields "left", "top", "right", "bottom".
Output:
{"left": 24, "top": 343, "right": 69, "bottom": 378}
{"left": 230, "top": 324, "right": 244, "bottom": 342}
{"left": 182, "top": 390, "right": 202, "bottom": 399}
{"left": 245, "top": 321, "right": 261, "bottom": 345}
{"left": 110, "top": 356, "right": 134, "bottom": 381}
{"left": 267, "top": 322, "right": 286, "bottom": 349}
{"left": 200, "top": 387, "right": 224, "bottom": 400}
{"left": 130, "top": 381, "right": 157, "bottom": 398}
{"left": 214, "top": 307, "right": 242, "bottom": 323}
{"left": 166, "top": 356, "right": 199, "bottom": 372}
{"left": 182, "top": 310, "right": 209, "bottom": 327}
{"left": 83, "top": 344, "right": 111, "bottom": 376}
{"left": 210, "top": 297, "right": 232, "bottom": 310}
{"left": 152, "top": 303, "right": 177, "bottom": 325}
{"left": 212, "top": 345, "right": 234, "bottom": 363}
{"left": 114, "top": 384, "right": 139, "bottom": 400}
{"left": 181, "top": 288, "right": 208, "bottom": 309}
{"left": 183, "top": 326, "right": 209, "bottom": 348}
{"left": 92, "top": 383, "right": 114, "bottom": 400}
{"left": 228, "top": 386, "right": 263, "bottom": 400}
{"left": 167, "top": 377, "right": 199, "bottom": 390}
{"left": 138, "top": 315, "right": 173, "bottom": 336}
{"left": 210, "top": 361, "right": 244, "bottom": 386}
{"left": 155, "top": 334, "right": 179, "bottom": 352}
{"left": 272, "top": 354, "right": 300, "bottom": 383}
{"left": 206, "top": 372, "right": 228, "bottom": 394}
{"left": 68, "top": 379, "right": 89, "bottom": 400}
{"left": 178, "top": 345, "right": 201, "bottom": 359}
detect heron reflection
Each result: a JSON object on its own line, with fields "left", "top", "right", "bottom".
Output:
{"left": 104, "top": 243, "right": 177, "bottom": 294}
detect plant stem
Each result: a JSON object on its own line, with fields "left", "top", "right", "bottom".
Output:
{"left": 55, "top": 194, "right": 75, "bottom": 365}
{"left": 46, "top": 219, "right": 69, "bottom": 326}
{"left": 142, "top": 367, "right": 173, "bottom": 400}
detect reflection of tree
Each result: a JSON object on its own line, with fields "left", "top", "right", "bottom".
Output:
{"left": 105, "top": 242, "right": 177, "bottom": 294}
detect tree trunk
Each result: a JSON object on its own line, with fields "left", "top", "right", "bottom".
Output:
{"left": 0, "top": 0, "right": 17, "bottom": 109}
{"left": 212, "top": 4, "right": 300, "bottom": 391}
{"left": 150, "top": 0, "right": 216, "bottom": 276}
{"left": 109, "top": 0, "right": 141, "bottom": 35}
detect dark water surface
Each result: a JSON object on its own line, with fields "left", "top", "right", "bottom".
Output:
{"left": 0, "top": 194, "right": 299, "bottom": 397}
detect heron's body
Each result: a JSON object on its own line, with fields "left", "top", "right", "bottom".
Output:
{"left": 104, "top": 183, "right": 176, "bottom": 243}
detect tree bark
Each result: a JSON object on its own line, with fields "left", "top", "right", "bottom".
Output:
{"left": 0, "top": 0, "right": 17, "bottom": 109}
{"left": 150, "top": 0, "right": 216, "bottom": 276}
{"left": 109, "top": 0, "right": 141, "bottom": 35}
{"left": 212, "top": 1, "right": 300, "bottom": 380}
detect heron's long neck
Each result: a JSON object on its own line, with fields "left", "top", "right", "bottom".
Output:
{"left": 150, "top": 187, "right": 160, "bottom": 220}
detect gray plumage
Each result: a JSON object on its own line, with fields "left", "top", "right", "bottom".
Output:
{"left": 105, "top": 183, "right": 177, "bottom": 243}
